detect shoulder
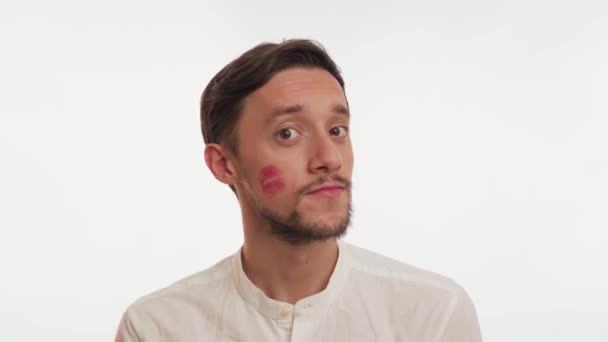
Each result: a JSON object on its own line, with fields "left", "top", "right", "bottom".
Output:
{"left": 117, "top": 254, "right": 234, "bottom": 338}
{"left": 343, "top": 241, "right": 462, "bottom": 293}
{"left": 341, "top": 241, "right": 471, "bottom": 312}
{"left": 340, "top": 242, "right": 481, "bottom": 341}
{"left": 134, "top": 254, "right": 233, "bottom": 307}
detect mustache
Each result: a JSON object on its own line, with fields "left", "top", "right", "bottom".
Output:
{"left": 298, "top": 175, "right": 352, "bottom": 196}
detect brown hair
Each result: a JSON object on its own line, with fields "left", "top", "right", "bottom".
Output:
{"left": 200, "top": 39, "right": 347, "bottom": 194}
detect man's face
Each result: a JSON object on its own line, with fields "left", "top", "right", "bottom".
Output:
{"left": 232, "top": 67, "right": 353, "bottom": 245}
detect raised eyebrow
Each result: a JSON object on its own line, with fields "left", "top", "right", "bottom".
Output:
{"left": 268, "top": 104, "right": 303, "bottom": 120}
{"left": 266, "top": 103, "right": 349, "bottom": 122}
{"left": 331, "top": 103, "right": 350, "bottom": 117}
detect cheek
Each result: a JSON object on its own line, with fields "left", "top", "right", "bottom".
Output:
{"left": 259, "top": 165, "right": 285, "bottom": 195}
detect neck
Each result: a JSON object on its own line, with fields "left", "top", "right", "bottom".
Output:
{"left": 241, "top": 233, "right": 339, "bottom": 305}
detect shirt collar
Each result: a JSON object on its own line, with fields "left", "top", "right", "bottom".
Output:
{"left": 231, "top": 239, "right": 350, "bottom": 320}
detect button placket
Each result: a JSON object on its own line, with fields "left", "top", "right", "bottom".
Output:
{"left": 293, "top": 302, "right": 313, "bottom": 319}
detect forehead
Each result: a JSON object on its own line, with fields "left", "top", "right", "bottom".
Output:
{"left": 242, "top": 67, "right": 347, "bottom": 119}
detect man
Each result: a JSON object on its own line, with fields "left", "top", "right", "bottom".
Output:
{"left": 115, "top": 39, "right": 482, "bottom": 341}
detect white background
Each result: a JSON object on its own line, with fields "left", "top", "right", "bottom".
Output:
{"left": 1, "top": 0, "right": 607, "bottom": 341}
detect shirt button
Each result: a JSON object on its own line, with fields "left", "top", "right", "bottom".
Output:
{"left": 279, "top": 307, "right": 291, "bottom": 319}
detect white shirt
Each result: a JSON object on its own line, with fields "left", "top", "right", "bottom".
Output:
{"left": 115, "top": 240, "right": 482, "bottom": 341}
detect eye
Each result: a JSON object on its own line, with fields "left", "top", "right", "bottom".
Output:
{"left": 277, "top": 128, "right": 299, "bottom": 140}
{"left": 329, "top": 126, "right": 348, "bottom": 137}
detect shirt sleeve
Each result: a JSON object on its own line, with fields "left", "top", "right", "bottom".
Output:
{"left": 114, "top": 307, "right": 142, "bottom": 342}
{"left": 437, "top": 287, "right": 483, "bottom": 342}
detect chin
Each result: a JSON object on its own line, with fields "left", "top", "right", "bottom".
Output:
{"left": 305, "top": 208, "right": 351, "bottom": 228}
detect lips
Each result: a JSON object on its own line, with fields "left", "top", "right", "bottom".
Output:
{"left": 305, "top": 183, "right": 345, "bottom": 196}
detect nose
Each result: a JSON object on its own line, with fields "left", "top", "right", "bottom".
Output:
{"left": 308, "top": 132, "right": 342, "bottom": 173}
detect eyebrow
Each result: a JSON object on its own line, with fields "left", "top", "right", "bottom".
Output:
{"left": 267, "top": 103, "right": 350, "bottom": 120}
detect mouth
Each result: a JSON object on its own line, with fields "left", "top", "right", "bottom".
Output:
{"left": 305, "top": 186, "right": 344, "bottom": 197}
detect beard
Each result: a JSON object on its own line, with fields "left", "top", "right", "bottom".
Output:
{"left": 259, "top": 202, "right": 352, "bottom": 246}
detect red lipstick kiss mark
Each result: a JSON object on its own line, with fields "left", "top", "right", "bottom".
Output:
{"left": 259, "top": 165, "right": 285, "bottom": 195}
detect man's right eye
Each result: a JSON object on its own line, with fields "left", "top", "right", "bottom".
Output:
{"left": 278, "top": 128, "right": 298, "bottom": 140}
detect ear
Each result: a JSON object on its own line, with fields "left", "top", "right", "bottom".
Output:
{"left": 204, "top": 143, "right": 238, "bottom": 186}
